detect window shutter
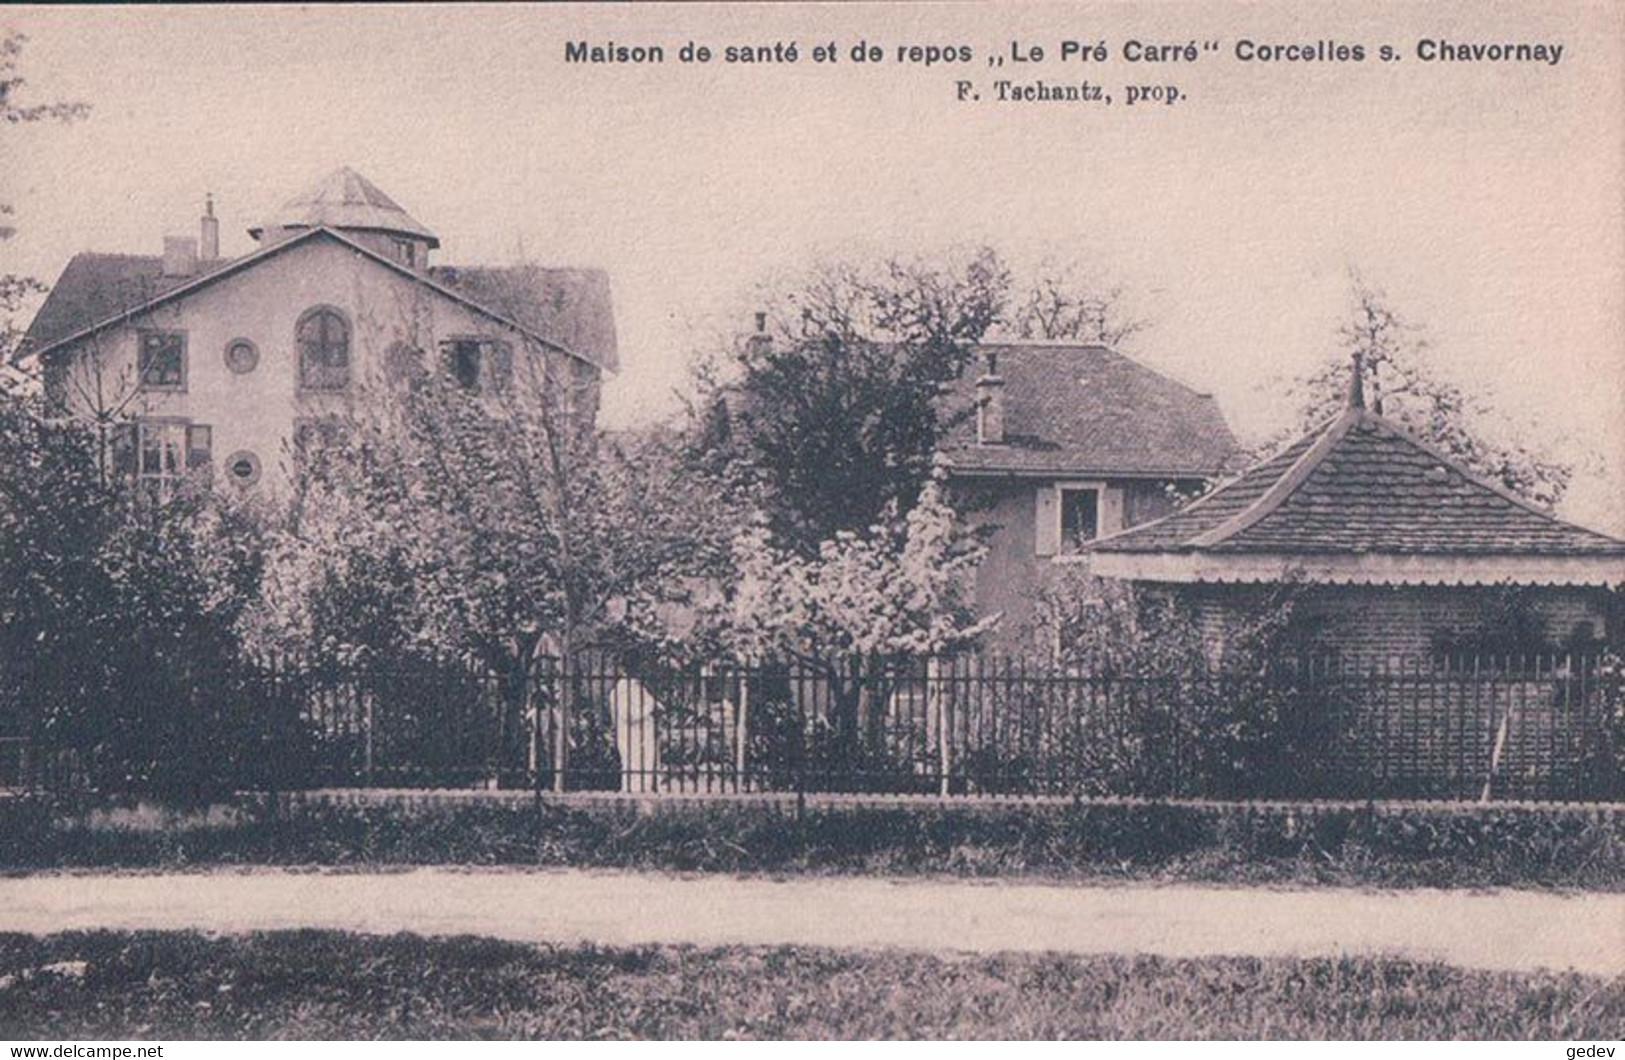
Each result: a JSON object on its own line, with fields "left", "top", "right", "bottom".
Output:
{"left": 1101, "top": 486, "right": 1126, "bottom": 535}
{"left": 110, "top": 424, "right": 137, "bottom": 479}
{"left": 485, "top": 342, "right": 514, "bottom": 392}
{"left": 43, "top": 361, "right": 69, "bottom": 413}
{"left": 186, "top": 424, "right": 213, "bottom": 473}
{"left": 1035, "top": 486, "right": 1060, "bottom": 556}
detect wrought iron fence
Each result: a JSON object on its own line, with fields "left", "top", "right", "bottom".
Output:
{"left": 4, "top": 651, "right": 1622, "bottom": 802}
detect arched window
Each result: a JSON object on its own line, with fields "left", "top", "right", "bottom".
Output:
{"left": 297, "top": 307, "right": 350, "bottom": 391}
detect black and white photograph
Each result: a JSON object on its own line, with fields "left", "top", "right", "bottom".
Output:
{"left": 0, "top": 0, "right": 1622, "bottom": 1045}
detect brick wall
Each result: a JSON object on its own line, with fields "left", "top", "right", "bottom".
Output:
{"left": 1179, "top": 582, "right": 1618, "bottom": 661}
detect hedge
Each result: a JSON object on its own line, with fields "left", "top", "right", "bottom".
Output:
{"left": 1, "top": 792, "right": 1620, "bottom": 889}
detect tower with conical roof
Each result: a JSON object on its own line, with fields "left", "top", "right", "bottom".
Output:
{"left": 248, "top": 166, "right": 439, "bottom": 269}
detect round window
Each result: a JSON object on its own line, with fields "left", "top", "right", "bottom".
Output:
{"left": 225, "top": 449, "right": 261, "bottom": 486}
{"left": 224, "top": 338, "right": 259, "bottom": 375}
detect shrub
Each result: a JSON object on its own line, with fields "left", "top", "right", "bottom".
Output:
{"left": 1027, "top": 570, "right": 1360, "bottom": 798}
{"left": 0, "top": 387, "right": 273, "bottom": 801}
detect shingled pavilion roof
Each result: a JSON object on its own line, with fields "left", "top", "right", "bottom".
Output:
{"left": 248, "top": 167, "right": 440, "bottom": 247}
{"left": 1083, "top": 400, "right": 1625, "bottom": 587}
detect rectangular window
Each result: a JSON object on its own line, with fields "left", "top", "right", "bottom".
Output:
{"left": 1059, "top": 486, "right": 1100, "bottom": 554}
{"left": 186, "top": 424, "right": 212, "bottom": 473}
{"left": 393, "top": 239, "right": 417, "bottom": 267}
{"left": 138, "top": 422, "right": 184, "bottom": 486}
{"left": 446, "top": 339, "right": 481, "bottom": 390}
{"left": 129, "top": 420, "right": 208, "bottom": 494}
{"left": 137, "top": 331, "right": 186, "bottom": 391}
{"left": 440, "top": 338, "right": 512, "bottom": 393}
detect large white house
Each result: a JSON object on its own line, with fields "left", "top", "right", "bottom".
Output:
{"left": 16, "top": 167, "right": 617, "bottom": 490}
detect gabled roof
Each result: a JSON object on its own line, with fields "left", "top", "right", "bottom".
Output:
{"left": 1086, "top": 406, "right": 1625, "bottom": 586}
{"left": 938, "top": 343, "right": 1239, "bottom": 478}
{"left": 17, "top": 226, "right": 618, "bottom": 372}
{"left": 248, "top": 166, "right": 439, "bottom": 247}
{"left": 18, "top": 252, "right": 237, "bottom": 357}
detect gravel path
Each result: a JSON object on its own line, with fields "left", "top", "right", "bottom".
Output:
{"left": 0, "top": 870, "right": 1619, "bottom": 975}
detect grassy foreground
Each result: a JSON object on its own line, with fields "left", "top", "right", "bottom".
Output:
{"left": 0, "top": 930, "right": 1619, "bottom": 1039}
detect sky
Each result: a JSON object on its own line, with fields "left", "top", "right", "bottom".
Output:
{"left": 4, "top": 2, "right": 1622, "bottom": 531}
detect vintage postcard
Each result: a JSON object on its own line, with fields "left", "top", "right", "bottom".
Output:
{"left": 0, "top": 0, "right": 1621, "bottom": 1046}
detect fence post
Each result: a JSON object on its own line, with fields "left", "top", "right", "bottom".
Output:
{"left": 363, "top": 682, "right": 375, "bottom": 787}
{"left": 531, "top": 657, "right": 549, "bottom": 800}
{"left": 526, "top": 668, "right": 539, "bottom": 784}
{"left": 735, "top": 663, "right": 751, "bottom": 792}
{"left": 929, "top": 656, "right": 950, "bottom": 797}
{"left": 525, "top": 644, "right": 553, "bottom": 790}
{"left": 553, "top": 653, "right": 571, "bottom": 794}
{"left": 1481, "top": 654, "right": 1513, "bottom": 803}
{"left": 795, "top": 658, "right": 808, "bottom": 818}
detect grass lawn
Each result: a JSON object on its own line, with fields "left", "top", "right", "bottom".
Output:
{"left": 0, "top": 930, "right": 1619, "bottom": 1039}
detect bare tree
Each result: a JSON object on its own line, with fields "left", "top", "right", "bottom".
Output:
{"left": 691, "top": 246, "right": 1011, "bottom": 557}
{"left": 1003, "top": 262, "right": 1148, "bottom": 348}
{"left": 1, "top": 32, "right": 90, "bottom": 381}
{"left": 1274, "top": 272, "right": 1578, "bottom": 508}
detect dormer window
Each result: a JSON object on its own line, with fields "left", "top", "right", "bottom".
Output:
{"left": 392, "top": 239, "right": 417, "bottom": 267}
{"left": 974, "top": 353, "right": 1005, "bottom": 445}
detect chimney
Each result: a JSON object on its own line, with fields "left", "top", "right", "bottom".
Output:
{"left": 1347, "top": 349, "right": 1366, "bottom": 411}
{"left": 200, "top": 194, "right": 220, "bottom": 262}
{"left": 976, "top": 350, "right": 1005, "bottom": 445}
{"left": 162, "top": 236, "right": 198, "bottom": 278}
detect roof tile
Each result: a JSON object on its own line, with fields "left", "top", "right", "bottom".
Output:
{"left": 1094, "top": 411, "right": 1625, "bottom": 557}
{"left": 939, "top": 343, "right": 1239, "bottom": 477}
{"left": 20, "top": 253, "right": 233, "bottom": 355}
